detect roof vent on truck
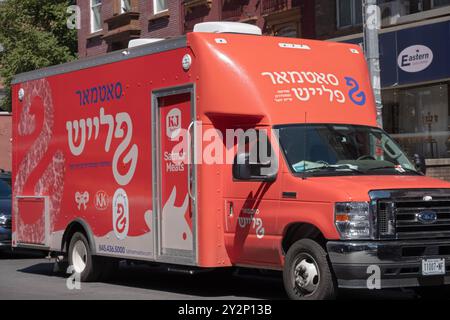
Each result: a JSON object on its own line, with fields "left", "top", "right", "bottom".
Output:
{"left": 128, "top": 38, "right": 165, "bottom": 48}
{"left": 193, "top": 21, "right": 262, "bottom": 35}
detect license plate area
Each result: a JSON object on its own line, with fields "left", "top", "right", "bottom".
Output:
{"left": 422, "top": 258, "right": 446, "bottom": 276}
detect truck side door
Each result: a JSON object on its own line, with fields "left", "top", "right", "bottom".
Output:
{"left": 223, "top": 128, "right": 281, "bottom": 268}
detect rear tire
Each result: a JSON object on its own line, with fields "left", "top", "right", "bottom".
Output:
{"left": 283, "top": 239, "right": 337, "bottom": 300}
{"left": 68, "top": 232, "right": 101, "bottom": 282}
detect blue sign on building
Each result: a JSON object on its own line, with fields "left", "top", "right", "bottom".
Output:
{"left": 344, "top": 20, "right": 450, "bottom": 88}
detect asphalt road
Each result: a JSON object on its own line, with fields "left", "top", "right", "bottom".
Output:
{"left": 0, "top": 251, "right": 423, "bottom": 300}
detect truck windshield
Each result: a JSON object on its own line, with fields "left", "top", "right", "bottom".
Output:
{"left": 277, "top": 124, "right": 419, "bottom": 176}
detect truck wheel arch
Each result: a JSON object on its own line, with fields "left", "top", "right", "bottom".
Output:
{"left": 281, "top": 222, "right": 326, "bottom": 255}
{"left": 61, "top": 219, "right": 97, "bottom": 255}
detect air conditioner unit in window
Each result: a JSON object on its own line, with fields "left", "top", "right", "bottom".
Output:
{"left": 380, "top": 1, "right": 409, "bottom": 26}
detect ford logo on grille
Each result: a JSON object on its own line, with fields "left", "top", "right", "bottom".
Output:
{"left": 417, "top": 210, "right": 437, "bottom": 224}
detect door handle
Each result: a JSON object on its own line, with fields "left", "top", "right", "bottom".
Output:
{"left": 187, "top": 120, "right": 195, "bottom": 202}
{"left": 282, "top": 191, "right": 297, "bottom": 199}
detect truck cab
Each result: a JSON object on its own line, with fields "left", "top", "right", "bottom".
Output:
{"left": 242, "top": 123, "right": 450, "bottom": 299}
{"left": 189, "top": 26, "right": 450, "bottom": 299}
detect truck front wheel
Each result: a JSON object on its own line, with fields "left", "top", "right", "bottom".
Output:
{"left": 283, "top": 239, "right": 337, "bottom": 300}
{"left": 68, "top": 232, "right": 101, "bottom": 282}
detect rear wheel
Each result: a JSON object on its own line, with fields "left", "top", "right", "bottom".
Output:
{"left": 68, "top": 232, "right": 101, "bottom": 282}
{"left": 283, "top": 239, "right": 337, "bottom": 300}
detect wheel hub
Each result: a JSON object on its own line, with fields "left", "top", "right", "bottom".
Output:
{"left": 72, "top": 240, "right": 87, "bottom": 274}
{"left": 294, "top": 256, "right": 319, "bottom": 294}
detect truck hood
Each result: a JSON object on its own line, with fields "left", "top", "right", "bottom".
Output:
{"left": 312, "top": 175, "right": 450, "bottom": 201}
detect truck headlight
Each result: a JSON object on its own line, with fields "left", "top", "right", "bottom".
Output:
{"left": 335, "top": 202, "right": 372, "bottom": 239}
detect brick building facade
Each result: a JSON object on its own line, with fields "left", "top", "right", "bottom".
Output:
{"left": 76, "top": 0, "right": 365, "bottom": 58}
{"left": 77, "top": 0, "right": 320, "bottom": 57}
{"left": 0, "top": 113, "right": 11, "bottom": 171}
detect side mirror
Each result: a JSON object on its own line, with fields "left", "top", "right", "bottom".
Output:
{"left": 413, "top": 153, "right": 427, "bottom": 175}
{"left": 233, "top": 153, "right": 277, "bottom": 182}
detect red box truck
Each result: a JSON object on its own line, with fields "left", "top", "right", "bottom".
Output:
{"left": 11, "top": 22, "right": 450, "bottom": 299}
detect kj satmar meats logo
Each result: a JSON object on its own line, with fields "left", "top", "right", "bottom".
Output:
{"left": 166, "top": 107, "right": 182, "bottom": 140}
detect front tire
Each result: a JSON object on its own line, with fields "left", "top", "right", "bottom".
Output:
{"left": 68, "top": 232, "right": 101, "bottom": 282}
{"left": 283, "top": 239, "right": 337, "bottom": 300}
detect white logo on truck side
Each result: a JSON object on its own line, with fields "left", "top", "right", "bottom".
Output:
{"left": 112, "top": 188, "right": 129, "bottom": 240}
{"left": 161, "top": 187, "right": 192, "bottom": 250}
{"left": 95, "top": 190, "right": 109, "bottom": 211}
{"left": 75, "top": 191, "right": 89, "bottom": 210}
{"left": 237, "top": 208, "right": 265, "bottom": 239}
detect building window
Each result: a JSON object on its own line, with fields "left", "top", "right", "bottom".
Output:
{"left": 121, "top": 0, "right": 131, "bottom": 13}
{"left": 433, "top": 0, "right": 450, "bottom": 8}
{"left": 0, "top": 88, "right": 5, "bottom": 111}
{"left": 153, "top": 0, "right": 168, "bottom": 14}
{"left": 379, "top": 0, "right": 450, "bottom": 26}
{"left": 90, "top": 0, "right": 102, "bottom": 33}
{"left": 274, "top": 23, "right": 299, "bottom": 38}
{"left": 337, "top": 0, "right": 362, "bottom": 28}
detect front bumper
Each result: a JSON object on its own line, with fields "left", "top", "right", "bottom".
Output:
{"left": 327, "top": 239, "right": 450, "bottom": 289}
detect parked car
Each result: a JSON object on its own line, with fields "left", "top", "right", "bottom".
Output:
{"left": 0, "top": 169, "right": 11, "bottom": 186}
{"left": 0, "top": 170, "right": 11, "bottom": 251}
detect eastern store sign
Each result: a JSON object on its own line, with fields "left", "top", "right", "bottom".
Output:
{"left": 397, "top": 44, "right": 434, "bottom": 73}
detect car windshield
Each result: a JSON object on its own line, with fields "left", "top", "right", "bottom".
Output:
{"left": 0, "top": 179, "right": 11, "bottom": 198}
{"left": 277, "top": 124, "right": 419, "bottom": 176}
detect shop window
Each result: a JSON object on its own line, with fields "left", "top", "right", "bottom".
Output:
{"left": 382, "top": 83, "right": 449, "bottom": 159}
{"left": 90, "top": 0, "right": 102, "bottom": 33}
{"left": 154, "top": 0, "right": 168, "bottom": 14}
{"left": 337, "top": 0, "right": 362, "bottom": 28}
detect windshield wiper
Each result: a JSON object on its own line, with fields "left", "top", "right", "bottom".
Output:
{"left": 365, "top": 166, "right": 421, "bottom": 174}
{"left": 302, "top": 164, "right": 364, "bottom": 174}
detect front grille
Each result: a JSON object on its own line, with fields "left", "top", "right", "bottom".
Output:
{"left": 378, "top": 202, "right": 388, "bottom": 234}
{"left": 396, "top": 199, "right": 450, "bottom": 239}
{"left": 375, "top": 190, "right": 450, "bottom": 240}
